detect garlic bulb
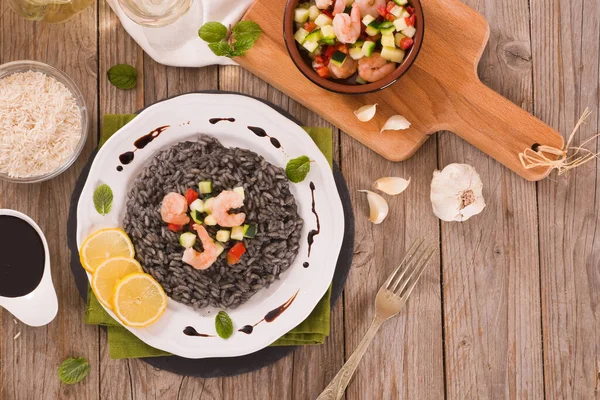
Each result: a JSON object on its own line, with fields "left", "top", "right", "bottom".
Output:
{"left": 354, "top": 104, "right": 378, "bottom": 122}
{"left": 380, "top": 115, "right": 411, "bottom": 133}
{"left": 373, "top": 177, "right": 411, "bottom": 195}
{"left": 358, "top": 190, "right": 389, "bottom": 224}
{"left": 430, "top": 164, "right": 485, "bottom": 222}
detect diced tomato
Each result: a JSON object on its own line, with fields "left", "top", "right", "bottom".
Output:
{"left": 304, "top": 21, "right": 317, "bottom": 32}
{"left": 377, "top": 5, "right": 387, "bottom": 17}
{"left": 399, "top": 37, "right": 414, "bottom": 50}
{"left": 315, "top": 55, "right": 325, "bottom": 64}
{"left": 168, "top": 223, "right": 184, "bottom": 232}
{"left": 322, "top": 9, "right": 333, "bottom": 18}
{"left": 184, "top": 188, "right": 199, "bottom": 205}
{"left": 227, "top": 242, "right": 247, "bottom": 265}
{"left": 405, "top": 15, "right": 416, "bottom": 27}
{"left": 315, "top": 66, "right": 330, "bottom": 78}
{"left": 386, "top": 1, "right": 395, "bottom": 11}
{"left": 323, "top": 45, "right": 336, "bottom": 58}
{"left": 385, "top": 13, "right": 395, "bottom": 21}
{"left": 406, "top": 6, "right": 415, "bottom": 15}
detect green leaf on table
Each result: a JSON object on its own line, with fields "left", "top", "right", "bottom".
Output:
{"left": 58, "top": 357, "right": 90, "bottom": 385}
{"left": 107, "top": 64, "right": 137, "bottom": 90}
{"left": 215, "top": 311, "right": 234, "bottom": 339}
{"left": 286, "top": 156, "right": 311, "bottom": 183}
{"left": 198, "top": 22, "right": 228, "bottom": 43}
{"left": 93, "top": 184, "right": 113, "bottom": 215}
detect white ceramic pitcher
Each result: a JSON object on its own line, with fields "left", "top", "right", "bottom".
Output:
{"left": 0, "top": 209, "right": 58, "bottom": 327}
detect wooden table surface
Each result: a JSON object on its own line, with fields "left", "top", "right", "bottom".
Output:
{"left": 1, "top": 0, "right": 599, "bottom": 398}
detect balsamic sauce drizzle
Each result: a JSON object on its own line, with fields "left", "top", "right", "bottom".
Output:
{"left": 183, "top": 326, "right": 214, "bottom": 337}
{"left": 238, "top": 290, "right": 300, "bottom": 334}
{"left": 303, "top": 262, "right": 309, "bottom": 268}
{"left": 209, "top": 117, "right": 236, "bottom": 124}
{"left": 307, "top": 182, "right": 320, "bottom": 258}
{"left": 247, "top": 126, "right": 284, "bottom": 150}
{"left": 116, "top": 125, "right": 170, "bottom": 171}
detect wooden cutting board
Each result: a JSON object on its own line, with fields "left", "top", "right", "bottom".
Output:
{"left": 236, "top": 0, "right": 564, "bottom": 181}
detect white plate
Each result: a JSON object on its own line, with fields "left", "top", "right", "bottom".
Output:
{"left": 76, "top": 93, "right": 344, "bottom": 359}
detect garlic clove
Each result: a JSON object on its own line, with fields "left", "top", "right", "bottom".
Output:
{"left": 359, "top": 190, "right": 389, "bottom": 224}
{"left": 430, "top": 163, "right": 486, "bottom": 222}
{"left": 354, "top": 104, "right": 378, "bottom": 122}
{"left": 380, "top": 115, "right": 411, "bottom": 133}
{"left": 373, "top": 176, "right": 411, "bottom": 195}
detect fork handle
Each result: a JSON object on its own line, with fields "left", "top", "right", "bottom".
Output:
{"left": 316, "top": 317, "right": 384, "bottom": 400}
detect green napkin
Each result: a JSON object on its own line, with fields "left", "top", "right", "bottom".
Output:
{"left": 84, "top": 114, "right": 333, "bottom": 359}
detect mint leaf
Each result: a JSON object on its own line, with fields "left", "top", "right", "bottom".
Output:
{"left": 93, "top": 184, "right": 113, "bottom": 215}
{"left": 286, "top": 156, "right": 311, "bottom": 183}
{"left": 198, "top": 22, "right": 228, "bottom": 43}
{"left": 232, "top": 36, "right": 255, "bottom": 54}
{"left": 215, "top": 311, "right": 233, "bottom": 339}
{"left": 232, "top": 21, "right": 262, "bottom": 42}
{"left": 58, "top": 357, "right": 90, "bottom": 385}
{"left": 107, "top": 64, "right": 137, "bottom": 90}
{"left": 208, "top": 42, "right": 234, "bottom": 57}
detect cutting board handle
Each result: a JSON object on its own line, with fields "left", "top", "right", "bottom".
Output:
{"left": 445, "top": 78, "right": 564, "bottom": 181}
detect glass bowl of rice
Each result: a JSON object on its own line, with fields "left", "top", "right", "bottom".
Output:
{"left": 0, "top": 60, "right": 88, "bottom": 183}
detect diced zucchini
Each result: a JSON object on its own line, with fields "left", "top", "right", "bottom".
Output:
{"left": 362, "top": 14, "right": 376, "bottom": 26}
{"left": 305, "top": 28, "right": 322, "bottom": 42}
{"left": 243, "top": 224, "right": 257, "bottom": 238}
{"left": 390, "top": 5, "right": 404, "bottom": 17}
{"left": 190, "top": 199, "right": 204, "bottom": 212}
{"left": 402, "top": 25, "right": 416, "bottom": 38}
{"left": 198, "top": 181, "right": 212, "bottom": 194}
{"left": 393, "top": 0, "right": 408, "bottom": 5}
{"left": 233, "top": 186, "right": 245, "bottom": 200}
{"left": 330, "top": 50, "right": 347, "bottom": 67}
{"left": 203, "top": 197, "right": 215, "bottom": 214}
{"left": 320, "top": 24, "right": 336, "bottom": 39}
{"left": 204, "top": 214, "right": 217, "bottom": 226}
{"left": 393, "top": 17, "right": 408, "bottom": 32}
{"left": 309, "top": 5, "right": 320, "bottom": 21}
{"left": 394, "top": 32, "right": 407, "bottom": 47}
{"left": 355, "top": 76, "right": 368, "bottom": 84}
{"left": 365, "top": 25, "right": 379, "bottom": 37}
{"left": 179, "top": 232, "right": 196, "bottom": 248}
{"left": 362, "top": 40, "right": 376, "bottom": 57}
{"left": 349, "top": 47, "right": 364, "bottom": 60}
{"left": 231, "top": 226, "right": 245, "bottom": 241}
{"left": 381, "top": 33, "right": 396, "bottom": 48}
{"left": 381, "top": 46, "right": 405, "bottom": 63}
{"left": 294, "top": 8, "right": 310, "bottom": 23}
{"left": 190, "top": 209, "right": 203, "bottom": 224}
{"left": 294, "top": 27, "right": 309, "bottom": 44}
{"left": 320, "top": 38, "right": 335, "bottom": 45}
{"left": 314, "top": 13, "right": 333, "bottom": 27}
{"left": 303, "top": 40, "right": 320, "bottom": 53}
{"left": 216, "top": 230, "right": 231, "bottom": 242}
{"left": 215, "top": 242, "right": 225, "bottom": 257}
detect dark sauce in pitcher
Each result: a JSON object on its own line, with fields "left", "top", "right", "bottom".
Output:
{"left": 0, "top": 216, "right": 45, "bottom": 297}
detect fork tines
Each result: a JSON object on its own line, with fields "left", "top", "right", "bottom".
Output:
{"left": 384, "top": 239, "right": 435, "bottom": 298}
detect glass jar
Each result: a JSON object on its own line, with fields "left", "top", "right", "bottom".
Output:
{"left": 7, "top": 0, "right": 95, "bottom": 23}
{"left": 117, "top": 0, "right": 193, "bottom": 27}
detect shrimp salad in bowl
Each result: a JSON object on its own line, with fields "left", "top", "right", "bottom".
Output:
{"left": 292, "top": 0, "right": 419, "bottom": 85}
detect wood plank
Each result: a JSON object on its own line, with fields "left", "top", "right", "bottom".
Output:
{"left": 440, "top": 0, "right": 544, "bottom": 398}
{"left": 0, "top": 3, "right": 99, "bottom": 400}
{"left": 340, "top": 137, "right": 443, "bottom": 398}
{"left": 531, "top": 0, "right": 600, "bottom": 397}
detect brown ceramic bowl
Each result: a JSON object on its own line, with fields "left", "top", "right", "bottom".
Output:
{"left": 284, "top": 0, "right": 424, "bottom": 94}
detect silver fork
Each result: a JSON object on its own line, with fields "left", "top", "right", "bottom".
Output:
{"left": 316, "top": 239, "right": 436, "bottom": 400}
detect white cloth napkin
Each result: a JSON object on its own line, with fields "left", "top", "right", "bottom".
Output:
{"left": 106, "top": 0, "right": 255, "bottom": 67}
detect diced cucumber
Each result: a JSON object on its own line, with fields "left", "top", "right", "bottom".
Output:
{"left": 179, "top": 232, "right": 196, "bottom": 248}
{"left": 376, "top": 21, "right": 394, "bottom": 30}
{"left": 303, "top": 40, "right": 320, "bottom": 53}
{"left": 394, "top": 32, "right": 407, "bottom": 47}
{"left": 355, "top": 76, "right": 368, "bottom": 84}
{"left": 349, "top": 47, "right": 364, "bottom": 60}
{"left": 203, "top": 197, "right": 215, "bottom": 214}
{"left": 190, "top": 199, "right": 204, "bottom": 212}
{"left": 330, "top": 50, "right": 347, "bottom": 67}
{"left": 198, "top": 181, "right": 212, "bottom": 194}
{"left": 390, "top": 5, "right": 404, "bottom": 17}
{"left": 393, "top": 0, "right": 408, "bottom": 5}
{"left": 393, "top": 17, "right": 408, "bottom": 32}
{"left": 243, "top": 224, "right": 257, "bottom": 239}
{"left": 380, "top": 25, "right": 396, "bottom": 35}
{"left": 190, "top": 209, "right": 203, "bottom": 224}
{"left": 362, "top": 14, "right": 376, "bottom": 26}
{"left": 231, "top": 226, "right": 245, "bottom": 241}
{"left": 402, "top": 25, "right": 416, "bottom": 38}
{"left": 381, "top": 46, "right": 405, "bottom": 63}
{"left": 319, "top": 38, "right": 335, "bottom": 45}
{"left": 233, "top": 186, "right": 245, "bottom": 200}
{"left": 294, "top": 27, "right": 309, "bottom": 44}
{"left": 353, "top": 40, "right": 365, "bottom": 48}
{"left": 305, "top": 28, "right": 322, "bottom": 42}
{"left": 314, "top": 13, "right": 333, "bottom": 27}
{"left": 298, "top": 1, "right": 310, "bottom": 9}
{"left": 362, "top": 41, "right": 376, "bottom": 57}
{"left": 216, "top": 230, "right": 231, "bottom": 242}
{"left": 204, "top": 214, "right": 217, "bottom": 226}
{"left": 381, "top": 33, "right": 396, "bottom": 47}
{"left": 309, "top": 5, "right": 320, "bottom": 21}
{"left": 365, "top": 25, "right": 379, "bottom": 37}
{"left": 400, "top": 10, "right": 410, "bottom": 19}
{"left": 320, "top": 24, "right": 336, "bottom": 39}
{"left": 294, "top": 8, "right": 310, "bottom": 23}
{"left": 215, "top": 242, "right": 225, "bottom": 257}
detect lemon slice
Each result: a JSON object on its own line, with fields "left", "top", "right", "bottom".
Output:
{"left": 91, "top": 257, "right": 143, "bottom": 309}
{"left": 113, "top": 273, "right": 167, "bottom": 327}
{"left": 79, "top": 228, "right": 135, "bottom": 273}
